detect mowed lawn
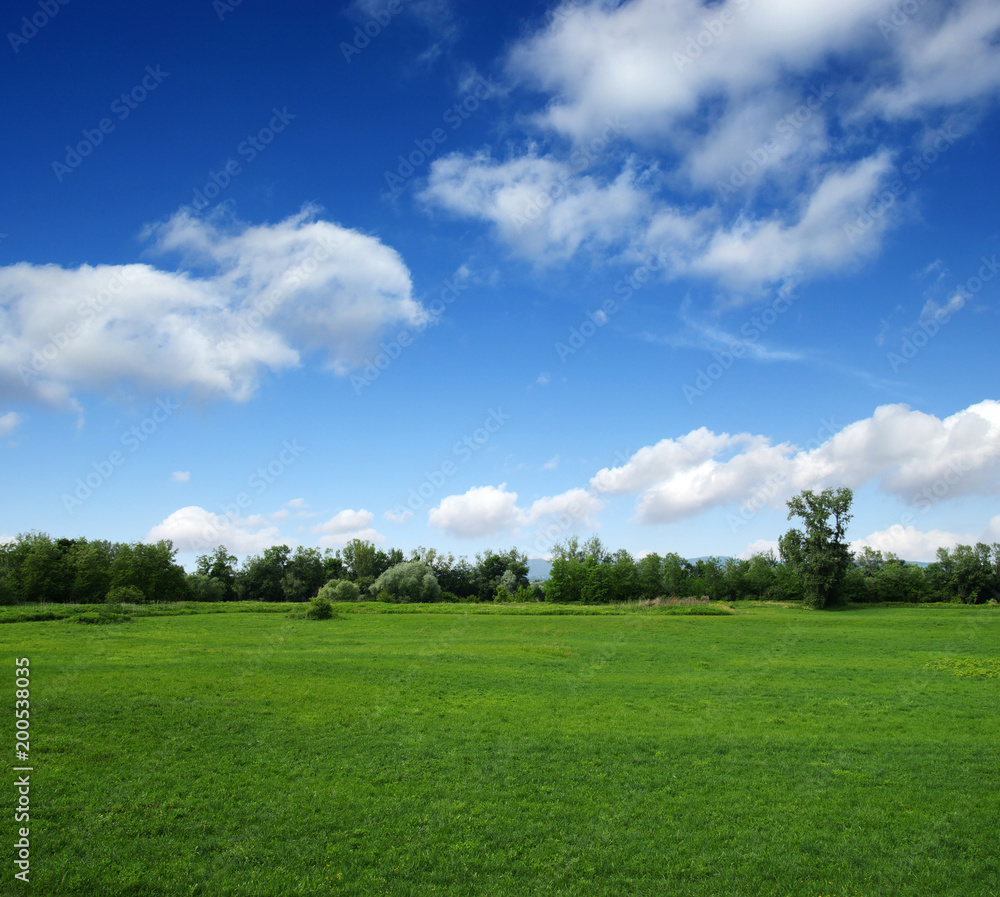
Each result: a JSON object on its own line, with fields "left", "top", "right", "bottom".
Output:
{"left": 5, "top": 604, "right": 999, "bottom": 897}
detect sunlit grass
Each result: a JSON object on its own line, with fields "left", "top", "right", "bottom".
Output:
{"left": 5, "top": 603, "right": 998, "bottom": 895}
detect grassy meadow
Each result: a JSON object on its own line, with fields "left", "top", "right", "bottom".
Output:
{"left": 4, "top": 602, "right": 998, "bottom": 896}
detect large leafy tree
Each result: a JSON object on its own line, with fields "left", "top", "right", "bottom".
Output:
{"left": 371, "top": 560, "right": 441, "bottom": 603}
{"left": 781, "top": 488, "right": 854, "bottom": 609}
{"left": 196, "top": 545, "right": 239, "bottom": 600}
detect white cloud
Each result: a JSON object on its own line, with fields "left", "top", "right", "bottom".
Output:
{"left": 687, "top": 153, "right": 896, "bottom": 286}
{"left": 0, "top": 412, "right": 22, "bottom": 439}
{"left": 171, "top": 471, "right": 190, "bottom": 483}
{"left": 312, "top": 509, "right": 384, "bottom": 548}
{"left": 0, "top": 206, "right": 425, "bottom": 412}
{"left": 429, "top": 484, "right": 526, "bottom": 537}
{"left": 591, "top": 400, "right": 1000, "bottom": 524}
{"left": 421, "top": 0, "right": 1000, "bottom": 286}
{"left": 541, "top": 453, "right": 560, "bottom": 471}
{"left": 384, "top": 508, "right": 415, "bottom": 524}
{"left": 421, "top": 151, "right": 648, "bottom": 263}
{"left": 146, "top": 506, "right": 290, "bottom": 554}
{"left": 739, "top": 538, "right": 780, "bottom": 560}
{"left": 527, "top": 488, "right": 604, "bottom": 528}
{"left": 428, "top": 483, "right": 604, "bottom": 538}
{"left": 314, "top": 508, "right": 375, "bottom": 534}
{"left": 919, "top": 289, "right": 966, "bottom": 324}
{"left": 866, "top": 0, "right": 1000, "bottom": 117}
{"left": 850, "top": 525, "right": 967, "bottom": 562}
{"left": 509, "top": 0, "right": 999, "bottom": 142}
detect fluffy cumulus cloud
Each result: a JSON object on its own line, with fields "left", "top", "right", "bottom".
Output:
{"left": 0, "top": 206, "right": 425, "bottom": 412}
{"left": 146, "top": 506, "right": 289, "bottom": 554}
{"left": 849, "top": 525, "right": 968, "bottom": 562}
{"left": 428, "top": 483, "right": 603, "bottom": 538}
{"left": 421, "top": 151, "right": 648, "bottom": 263}
{"left": 591, "top": 400, "right": 1000, "bottom": 524}
{"left": 422, "top": 0, "right": 1000, "bottom": 285}
{"left": 312, "top": 509, "right": 384, "bottom": 548}
{"left": 429, "top": 484, "right": 526, "bottom": 538}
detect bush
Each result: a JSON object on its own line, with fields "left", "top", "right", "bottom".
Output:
{"left": 305, "top": 596, "right": 335, "bottom": 620}
{"left": 106, "top": 585, "right": 145, "bottom": 605}
{"left": 439, "top": 590, "right": 461, "bottom": 603}
{"left": 318, "top": 579, "right": 361, "bottom": 602}
{"left": 73, "top": 610, "right": 130, "bottom": 625}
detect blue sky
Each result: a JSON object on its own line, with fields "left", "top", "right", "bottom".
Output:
{"left": 2, "top": 0, "right": 999, "bottom": 569}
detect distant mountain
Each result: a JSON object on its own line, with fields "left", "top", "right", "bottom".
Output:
{"left": 527, "top": 558, "right": 552, "bottom": 581}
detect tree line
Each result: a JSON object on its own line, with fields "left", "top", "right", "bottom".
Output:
{"left": 1, "top": 489, "right": 997, "bottom": 607}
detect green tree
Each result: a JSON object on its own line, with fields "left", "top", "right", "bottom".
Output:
{"left": 543, "top": 557, "right": 580, "bottom": 602}
{"left": 609, "top": 548, "right": 638, "bottom": 602}
{"left": 69, "top": 539, "right": 113, "bottom": 603}
{"left": 20, "top": 532, "right": 73, "bottom": 602}
{"left": 237, "top": 545, "right": 291, "bottom": 602}
{"left": 782, "top": 487, "right": 854, "bottom": 608}
{"left": 635, "top": 552, "right": 663, "bottom": 600}
{"left": 196, "top": 546, "right": 238, "bottom": 600}
{"left": 187, "top": 572, "right": 228, "bottom": 602}
{"left": 341, "top": 539, "right": 400, "bottom": 595}
{"left": 661, "top": 552, "right": 689, "bottom": 598}
{"left": 371, "top": 560, "right": 441, "bottom": 603}
{"left": 581, "top": 555, "right": 612, "bottom": 603}
{"left": 474, "top": 548, "right": 529, "bottom": 601}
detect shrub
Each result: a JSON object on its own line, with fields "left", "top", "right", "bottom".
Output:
{"left": 106, "top": 585, "right": 145, "bottom": 605}
{"left": 73, "top": 610, "right": 130, "bottom": 625}
{"left": 306, "top": 596, "right": 335, "bottom": 620}
{"left": 318, "top": 579, "right": 361, "bottom": 602}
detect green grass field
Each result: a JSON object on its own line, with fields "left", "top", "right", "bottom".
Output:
{"left": 4, "top": 603, "right": 998, "bottom": 896}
